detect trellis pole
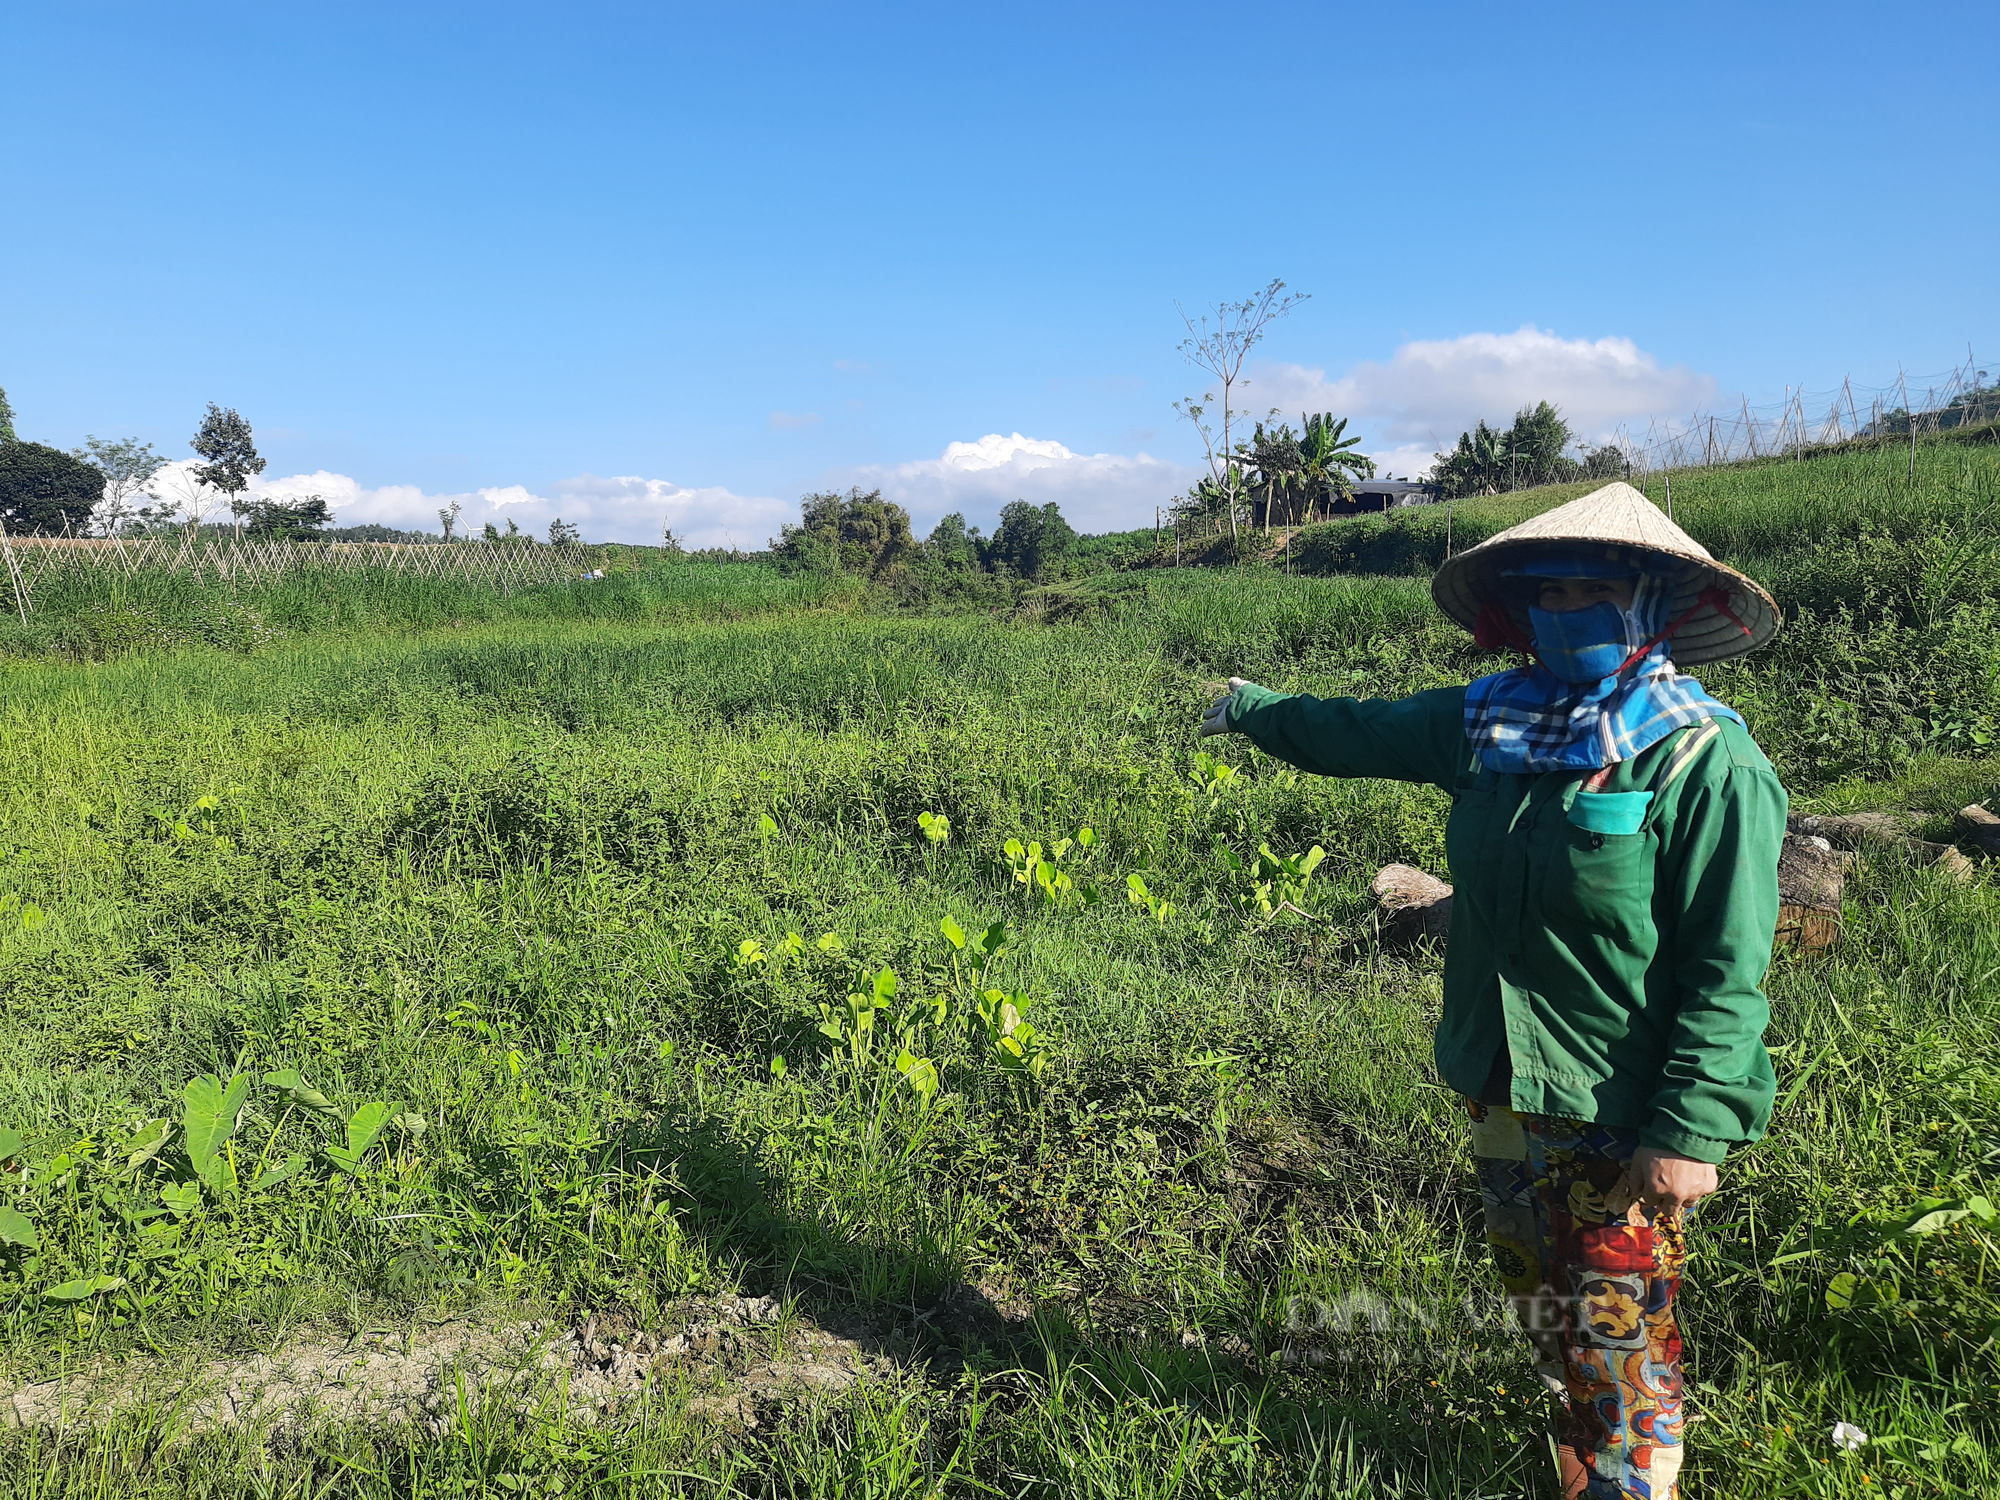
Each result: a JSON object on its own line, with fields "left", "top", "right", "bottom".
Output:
{"left": 0, "top": 519, "right": 29, "bottom": 622}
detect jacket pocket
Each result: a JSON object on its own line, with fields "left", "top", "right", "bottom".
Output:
{"left": 1568, "top": 790, "right": 1653, "bottom": 836}
{"left": 1543, "top": 824, "right": 1655, "bottom": 943}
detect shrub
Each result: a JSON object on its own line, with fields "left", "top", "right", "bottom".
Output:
{"left": 0, "top": 441, "right": 103, "bottom": 535}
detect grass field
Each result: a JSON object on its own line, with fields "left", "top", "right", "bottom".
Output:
{"left": 1, "top": 440, "right": 1997, "bottom": 1497}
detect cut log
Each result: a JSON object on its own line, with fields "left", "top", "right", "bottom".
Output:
{"left": 1786, "top": 812, "right": 1972, "bottom": 881}
{"left": 1370, "top": 864, "right": 1453, "bottom": 948}
{"left": 1956, "top": 804, "right": 2000, "bottom": 859}
{"left": 1774, "top": 833, "right": 1850, "bottom": 950}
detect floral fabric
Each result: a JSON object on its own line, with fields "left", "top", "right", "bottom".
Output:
{"left": 1467, "top": 1098, "right": 1690, "bottom": 1500}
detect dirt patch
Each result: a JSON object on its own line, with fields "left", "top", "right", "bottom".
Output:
{"left": 1, "top": 1295, "right": 895, "bottom": 1438}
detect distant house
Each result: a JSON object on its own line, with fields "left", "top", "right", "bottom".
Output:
{"left": 1243, "top": 472, "right": 1443, "bottom": 528}
{"left": 1341, "top": 479, "right": 1441, "bottom": 513}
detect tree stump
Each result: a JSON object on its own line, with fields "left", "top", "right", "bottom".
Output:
{"left": 1774, "top": 833, "right": 1850, "bottom": 950}
{"left": 1956, "top": 804, "right": 2000, "bottom": 860}
{"left": 1370, "top": 864, "right": 1453, "bottom": 948}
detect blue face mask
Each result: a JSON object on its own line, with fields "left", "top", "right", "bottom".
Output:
{"left": 1529, "top": 601, "right": 1633, "bottom": 683}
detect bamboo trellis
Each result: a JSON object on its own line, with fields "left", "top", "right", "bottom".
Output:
{"left": 0, "top": 535, "right": 594, "bottom": 620}
{"left": 1610, "top": 350, "right": 1996, "bottom": 479}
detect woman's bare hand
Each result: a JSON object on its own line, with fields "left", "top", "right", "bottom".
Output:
{"left": 1613, "top": 1147, "right": 1718, "bottom": 1218}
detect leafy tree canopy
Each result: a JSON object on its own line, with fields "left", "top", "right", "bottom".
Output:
{"left": 244, "top": 495, "right": 331, "bottom": 540}
{"left": 1430, "top": 402, "right": 1586, "bottom": 498}
{"left": 773, "top": 487, "right": 916, "bottom": 576}
{"left": 984, "top": 500, "right": 1076, "bottom": 580}
{"left": 925, "top": 512, "right": 982, "bottom": 564}
{"left": 0, "top": 387, "right": 16, "bottom": 445}
{"left": 190, "top": 404, "right": 266, "bottom": 496}
{"left": 0, "top": 442, "right": 104, "bottom": 535}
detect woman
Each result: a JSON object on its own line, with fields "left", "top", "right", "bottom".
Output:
{"left": 1200, "top": 482, "right": 1786, "bottom": 1500}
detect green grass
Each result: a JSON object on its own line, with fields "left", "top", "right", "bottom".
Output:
{"left": 0, "top": 442, "right": 1998, "bottom": 1497}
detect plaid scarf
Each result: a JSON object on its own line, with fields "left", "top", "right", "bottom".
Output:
{"left": 1464, "top": 570, "right": 1743, "bottom": 773}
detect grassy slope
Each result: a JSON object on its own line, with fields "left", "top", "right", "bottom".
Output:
{"left": 0, "top": 444, "right": 1997, "bottom": 1496}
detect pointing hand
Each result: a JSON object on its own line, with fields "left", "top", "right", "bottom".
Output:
{"left": 1199, "top": 678, "right": 1254, "bottom": 738}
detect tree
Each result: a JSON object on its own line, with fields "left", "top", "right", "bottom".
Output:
{"left": 439, "top": 499, "right": 462, "bottom": 542}
{"left": 1169, "top": 475, "right": 1237, "bottom": 535}
{"left": 772, "top": 487, "right": 916, "bottom": 576}
{"left": 925, "top": 512, "right": 982, "bottom": 564}
{"left": 244, "top": 496, "right": 331, "bottom": 539}
{"left": 1503, "top": 401, "right": 1577, "bottom": 488}
{"left": 548, "top": 517, "right": 581, "bottom": 545}
{"left": 1431, "top": 402, "right": 1586, "bottom": 498}
{"left": 0, "top": 387, "right": 16, "bottom": 444}
{"left": 1430, "top": 420, "right": 1510, "bottom": 499}
{"left": 1246, "top": 413, "right": 1377, "bottom": 527}
{"left": 1578, "top": 442, "right": 1628, "bottom": 481}
{"left": 984, "top": 500, "right": 1076, "bottom": 580}
{"left": 1174, "top": 279, "right": 1309, "bottom": 544}
{"left": 72, "top": 436, "right": 168, "bottom": 536}
{"left": 482, "top": 522, "right": 502, "bottom": 542}
{"left": 0, "top": 442, "right": 105, "bottom": 535}
{"left": 190, "top": 404, "right": 267, "bottom": 537}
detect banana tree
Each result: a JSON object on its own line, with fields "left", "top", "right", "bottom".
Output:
{"left": 1296, "top": 414, "right": 1375, "bottom": 521}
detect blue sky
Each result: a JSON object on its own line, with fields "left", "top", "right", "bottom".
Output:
{"left": 4, "top": 1, "right": 1994, "bottom": 543}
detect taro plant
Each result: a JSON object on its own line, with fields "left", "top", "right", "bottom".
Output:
{"left": 1126, "top": 872, "right": 1175, "bottom": 924}
{"left": 1003, "top": 827, "right": 1100, "bottom": 910}
{"left": 813, "top": 965, "right": 944, "bottom": 1110}
{"left": 939, "top": 915, "right": 1053, "bottom": 1084}
{"left": 1219, "top": 842, "right": 1327, "bottom": 924}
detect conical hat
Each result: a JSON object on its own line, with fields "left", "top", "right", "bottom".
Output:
{"left": 1430, "top": 481, "right": 1780, "bottom": 665}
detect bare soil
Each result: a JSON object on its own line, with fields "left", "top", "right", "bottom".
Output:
{"left": 1, "top": 1295, "right": 898, "bottom": 1438}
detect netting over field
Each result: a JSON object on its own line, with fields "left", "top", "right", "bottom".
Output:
{"left": 1620, "top": 350, "right": 1995, "bottom": 474}
{"left": 0, "top": 536, "right": 592, "bottom": 619}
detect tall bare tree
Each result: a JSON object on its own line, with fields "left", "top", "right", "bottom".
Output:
{"left": 1173, "top": 279, "right": 1308, "bottom": 543}
{"left": 72, "top": 436, "right": 168, "bottom": 536}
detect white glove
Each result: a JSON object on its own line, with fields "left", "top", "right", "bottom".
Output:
{"left": 1200, "top": 678, "right": 1255, "bottom": 737}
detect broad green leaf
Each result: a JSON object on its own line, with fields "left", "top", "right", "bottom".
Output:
{"left": 248, "top": 1153, "right": 309, "bottom": 1192}
{"left": 757, "top": 813, "right": 779, "bottom": 836}
{"left": 183, "top": 1074, "right": 253, "bottom": 1191}
{"left": 1076, "top": 827, "right": 1096, "bottom": 848}
{"left": 1902, "top": 1203, "right": 1975, "bottom": 1236}
{"left": 159, "top": 1182, "right": 201, "bottom": 1219}
{"left": 872, "top": 967, "right": 898, "bottom": 1004}
{"left": 977, "top": 922, "right": 1008, "bottom": 957}
{"left": 895, "top": 1050, "right": 939, "bottom": 1099}
{"left": 391, "top": 1111, "right": 429, "bottom": 1138}
{"left": 42, "top": 1274, "right": 126, "bottom": 1302}
{"left": 120, "top": 1119, "right": 174, "bottom": 1175}
{"left": 325, "top": 1101, "right": 395, "bottom": 1175}
{"left": 262, "top": 1069, "right": 343, "bottom": 1123}
{"left": 0, "top": 1124, "right": 23, "bottom": 1164}
{"left": 19, "top": 904, "right": 47, "bottom": 931}
{"left": 0, "top": 1205, "right": 36, "bottom": 1250}
{"left": 939, "top": 915, "right": 966, "bottom": 949}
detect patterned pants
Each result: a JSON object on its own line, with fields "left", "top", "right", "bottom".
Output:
{"left": 1466, "top": 1100, "right": 1690, "bottom": 1500}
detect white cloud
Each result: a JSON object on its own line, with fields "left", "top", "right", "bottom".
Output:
{"left": 129, "top": 461, "right": 788, "bottom": 548}
{"left": 1248, "top": 325, "right": 1717, "bottom": 469}
{"left": 840, "top": 432, "right": 1200, "bottom": 535}
{"left": 768, "top": 410, "right": 822, "bottom": 429}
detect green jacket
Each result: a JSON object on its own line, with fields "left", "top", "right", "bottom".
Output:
{"left": 1229, "top": 683, "right": 1785, "bottom": 1164}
